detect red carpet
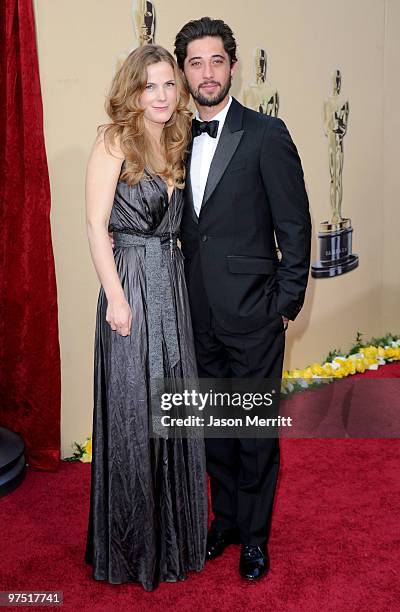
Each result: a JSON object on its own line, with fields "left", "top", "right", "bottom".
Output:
{"left": 1, "top": 366, "right": 400, "bottom": 611}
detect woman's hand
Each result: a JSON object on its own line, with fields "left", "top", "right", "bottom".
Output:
{"left": 106, "top": 297, "right": 132, "bottom": 336}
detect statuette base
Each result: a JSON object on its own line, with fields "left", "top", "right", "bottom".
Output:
{"left": 311, "top": 219, "right": 359, "bottom": 278}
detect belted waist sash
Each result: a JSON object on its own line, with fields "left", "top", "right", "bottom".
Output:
{"left": 113, "top": 231, "right": 178, "bottom": 249}
{"left": 113, "top": 231, "right": 180, "bottom": 438}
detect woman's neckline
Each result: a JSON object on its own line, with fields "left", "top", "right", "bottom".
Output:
{"left": 119, "top": 162, "right": 176, "bottom": 204}
{"left": 144, "top": 168, "right": 175, "bottom": 205}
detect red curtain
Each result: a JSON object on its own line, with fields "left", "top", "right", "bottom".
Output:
{"left": 0, "top": 0, "right": 61, "bottom": 471}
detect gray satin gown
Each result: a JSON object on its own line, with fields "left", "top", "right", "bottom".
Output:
{"left": 84, "top": 169, "right": 208, "bottom": 591}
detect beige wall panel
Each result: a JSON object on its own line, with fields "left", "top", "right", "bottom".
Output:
{"left": 382, "top": 0, "right": 400, "bottom": 332}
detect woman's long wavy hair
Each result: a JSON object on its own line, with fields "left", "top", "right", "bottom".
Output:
{"left": 101, "top": 45, "right": 191, "bottom": 187}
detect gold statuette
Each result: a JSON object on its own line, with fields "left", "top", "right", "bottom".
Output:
{"left": 243, "top": 48, "right": 279, "bottom": 117}
{"left": 312, "top": 70, "right": 358, "bottom": 278}
{"left": 323, "top": 69, "right": 349, "bottom": 230}
{"left": 115, "top": 1, "right": 156, "bottom": 73}
{"left": 132, "top": 0, "right": 156, "bottom": 46}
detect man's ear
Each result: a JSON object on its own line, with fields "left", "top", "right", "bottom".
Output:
{"left": 231, "top": 60, "right": 239, "bottom": 76}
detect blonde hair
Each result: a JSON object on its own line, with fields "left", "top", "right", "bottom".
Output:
{"left": 101, "top": 45, "right": 191, "bottom": 187}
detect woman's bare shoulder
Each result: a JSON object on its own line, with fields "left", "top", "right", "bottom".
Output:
{"left": 93, "top": 126, "right": 125, "bottom": 161}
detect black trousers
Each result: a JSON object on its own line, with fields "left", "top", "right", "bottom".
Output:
{"left": 193, "top": 304, "right": 285, "bottom": 548}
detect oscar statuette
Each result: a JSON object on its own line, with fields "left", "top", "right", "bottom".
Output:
{"left": 311, "top": 70, "right": 359, "bottom": 278}
{"left": 115, "top": 1, "right": 156, "bottom": 72}
{"left": 243, "top": 48, "right": 279, "bottom": 117}
{"left": 133, "top": 0, "right": 156, "bottom": 46}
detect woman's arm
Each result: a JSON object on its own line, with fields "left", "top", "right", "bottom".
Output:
{"left": 85, "top": 132, "right": 132, "bottom": 336}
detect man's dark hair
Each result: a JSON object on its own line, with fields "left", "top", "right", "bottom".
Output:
{"left": 174, "top": 17, "right": 237, "bottom": 69}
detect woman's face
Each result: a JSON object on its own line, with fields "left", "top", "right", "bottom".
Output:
{"left": 139, "top": 61, "right": 177, "bottom": 127}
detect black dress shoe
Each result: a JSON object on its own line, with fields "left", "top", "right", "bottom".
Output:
{"left": 205, "top": 529, "right": 240, "bottom": 561}
{"left": 239, "top": 545, "right": 270, "bottom": 581}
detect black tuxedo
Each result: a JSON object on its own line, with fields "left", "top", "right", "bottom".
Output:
{"left": 180, "top": 97, "right": 311, "bottom": 547}
{"left": 181, "top": 96, "right": 311, "bottom": 333}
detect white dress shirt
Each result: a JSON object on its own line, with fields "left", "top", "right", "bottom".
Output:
{"left": 190, "top": 96, "right": 233, "bottom": 217}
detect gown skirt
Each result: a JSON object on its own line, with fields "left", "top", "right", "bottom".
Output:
{"left": 84, "top": 171, "right": 208, "bottom": 591}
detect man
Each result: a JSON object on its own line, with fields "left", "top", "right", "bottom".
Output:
{"left": 174, "top": 17, "right": 312, "bottom": 581}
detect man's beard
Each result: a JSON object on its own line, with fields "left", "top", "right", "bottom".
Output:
{"left": 189, "top": 75, "right": 232, "bottom": 107}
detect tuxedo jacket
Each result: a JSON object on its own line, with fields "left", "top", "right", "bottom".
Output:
{"left": 180, "top": 96, "right": 312, "bottom": 334}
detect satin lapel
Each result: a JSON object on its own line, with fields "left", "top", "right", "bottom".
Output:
{"left": 184, "top": 142, "right": 198, "bottom": 224}
{"left": 201, "top": 98, "right": 244, "bottom": 210}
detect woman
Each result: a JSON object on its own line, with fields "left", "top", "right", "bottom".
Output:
{"left": 84, "top": 45, "right": 207, "bottom": 591}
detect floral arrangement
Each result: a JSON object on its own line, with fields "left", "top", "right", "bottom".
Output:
{"left": 64, "top": 332, "right": 399, "bottom": 463}
{"left": 281, "top": 331, "right": 400, "bottom": 397}
{"left": 64, "top": 437, "right": 92, "bottom": 463}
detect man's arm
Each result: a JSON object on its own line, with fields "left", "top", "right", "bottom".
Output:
{"left": 259, "top": 117, "right": 312, "bottom": 320}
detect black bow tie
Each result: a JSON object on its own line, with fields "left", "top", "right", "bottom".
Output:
{"left": 192, "top": 119, "right": 219, "bottom": 139}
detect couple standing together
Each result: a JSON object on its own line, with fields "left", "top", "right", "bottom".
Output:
{"left": 84, "top": 17, "right": 311, "bottom": 591}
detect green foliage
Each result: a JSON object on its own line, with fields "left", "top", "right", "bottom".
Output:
{"left": 346, "top": 331, "right": 399, "bottom": 355}
{"left": 348, "top": 330, "right": 365, "bottom": 355}
{"left": 369, "top": 332, "right": 399, "bottom": 347}
{"left": 63, "top": 441, "right": 85, "bottom": 462}
{"left": 324, "top": 347, "right": 343, "bottom": 362}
